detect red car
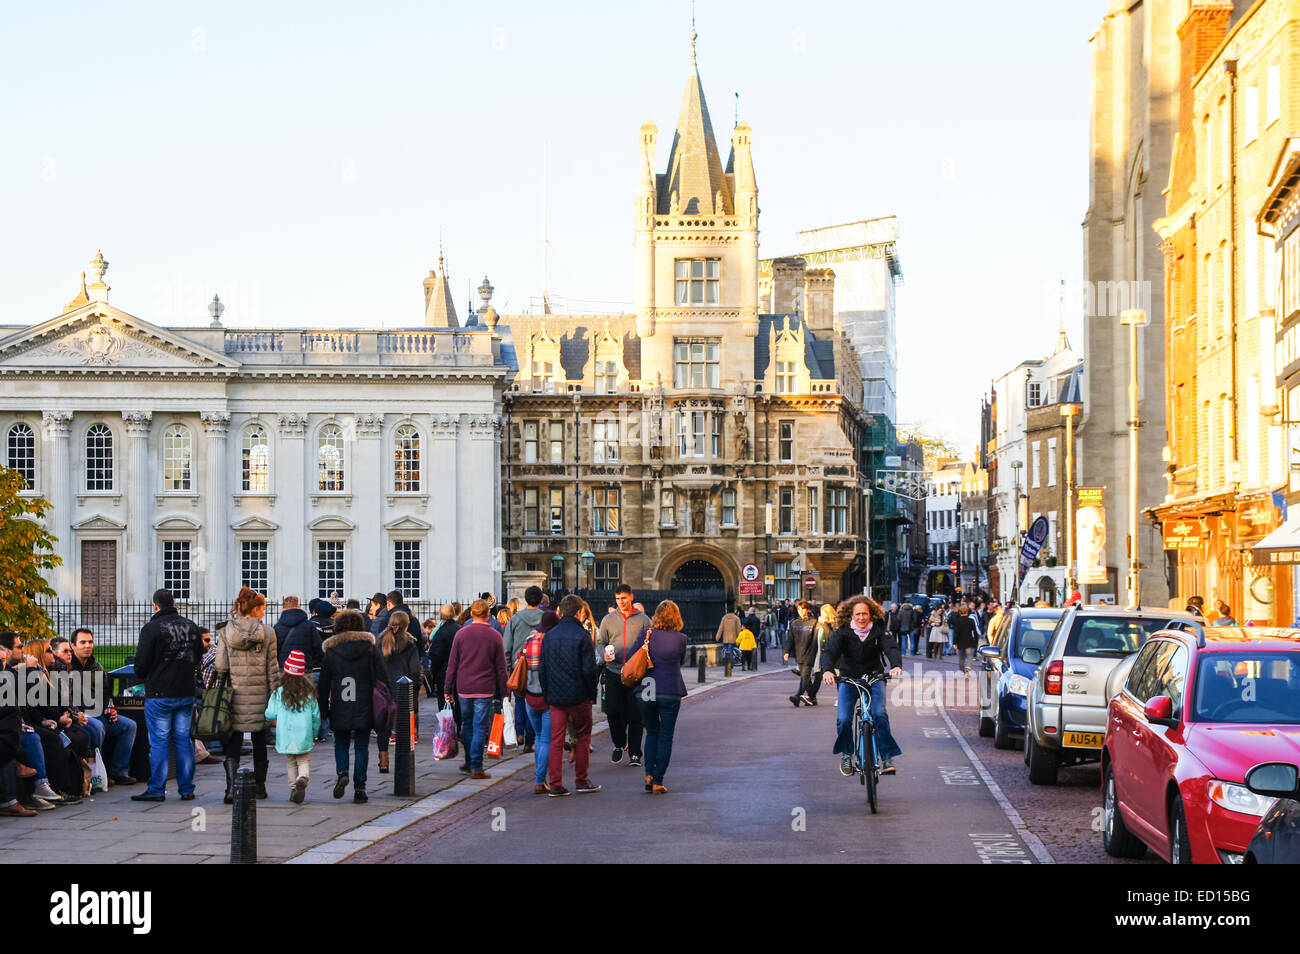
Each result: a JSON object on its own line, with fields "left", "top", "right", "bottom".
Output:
{"left": 1101, "top": 626, "right": 1300, "bottom": 864}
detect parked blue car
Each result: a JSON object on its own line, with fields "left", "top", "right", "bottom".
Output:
{"left": 977, "top": 606, "right": 1063, "bottom": 749}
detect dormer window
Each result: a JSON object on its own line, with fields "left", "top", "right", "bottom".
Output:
{"left": 532, "top": 359, "right": 556, "bottom": 393}
{"left": 774, "top": 361, "right": 797, "bottom": 394}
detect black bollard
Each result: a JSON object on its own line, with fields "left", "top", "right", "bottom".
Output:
{"left": 230, "top": 767, "right": 257, "bottom": 864}
{"left": 725, "top": 653, "right": 733, "bottom": 678}
{"left": 759, "top": 642, "right": 767, "bottom": 665}
{"left": 395, "top": 676, "right": 415, "bottom": 797}
{"left": 689, "top": 645, "right": 697, "bottom": 668}
{"left": 697, "top": 653, "right": 707, "bottom": 685}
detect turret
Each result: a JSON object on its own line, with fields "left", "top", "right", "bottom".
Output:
{"left": 636, "top": 122, "right": 658, "bottom": 338}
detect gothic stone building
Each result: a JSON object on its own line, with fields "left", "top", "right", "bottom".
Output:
{"left": 497, "top": 52, "right": 870, "bottom": 607}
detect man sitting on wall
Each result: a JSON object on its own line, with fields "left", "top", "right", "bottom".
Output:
{"left": 69, "top": 628, "right": 137, "bottom": 786}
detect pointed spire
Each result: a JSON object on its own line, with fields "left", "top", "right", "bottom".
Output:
{"left": 62, "top": 270, "right": 90, "bottom": 314}
{"left": 657, "top": 30, "right": 731, "bottom": 215}
{"left": 1054, "top": 278, "right": 1071, "bottom": 353}
{"left": 422, "top": 252, "right": 459, "bottom": 328}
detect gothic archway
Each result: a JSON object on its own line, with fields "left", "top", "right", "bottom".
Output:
{"left": 670, "top": 559, "right": 726, "bottom": 590}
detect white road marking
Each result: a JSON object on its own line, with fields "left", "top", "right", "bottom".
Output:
{"left": 935, "top": 689, "right": 1056, "bottom": 865}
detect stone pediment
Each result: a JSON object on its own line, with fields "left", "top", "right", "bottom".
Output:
{"left": 0, "top": 305, "right": 239, "bottom": 372}
{"left": 384, "top": 515, "right": 432, "bottom": 532}
{"left": 153, "top": 513, "right": 202, "bottom": 531}
{"left": 232, "top": 515, "right": 280, "bottom": 533}
{"left": 72, "top": 513, "right": 126, "bottom": 532}
{"left": 308, "top": 514, "right": 356, "bottom": 532}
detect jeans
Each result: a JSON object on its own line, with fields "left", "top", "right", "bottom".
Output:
{"left": 333, "top": 729, "right": 369, "bottom": 790}
{"left": 602, "top": 673, "right": 642, "bottom": 757}
{"left": 523, "top": 703, "right": 551, "bottom": 785}
{"left": 637, "top": 694, "right": 681, "bottom": 785}
{"left": 514, "top": 693, "right": 534, "bottom": 746}
{"left": 458, "top": 697, "right": 494, "bottom": 771}
{"left": 548, "top": 701, "right": 592, "bottom": 788}
{"left": 956, "top": 647, "right": 974, "bottom": 672}
{"left": 311, "top": 671, "right": 329, "bottom": 740}
{"left": 87, "top": 713, "right": 138, "bottom": 777}
{"left": 19, "top": 732, "right": 47, "bottom": 784}
{"left": 833, "top": 681, "right": 901, "bottom": 762}
{"left": 143, "top": 696, "right": 196, "bottom": 797}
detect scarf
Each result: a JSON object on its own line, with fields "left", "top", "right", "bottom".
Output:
{"left": 850, "top": 618, "right": 874, "bottom": 642}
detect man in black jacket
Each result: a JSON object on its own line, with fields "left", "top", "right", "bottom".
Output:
{"left": 131, "top": 589, "right": 206, "bottom": 802}
{"left": 275, "top": 596, "right": 324, "bottom": 671}
{"left": 307, "top": 598, "right": 335, "bottom": 741}
{"left": 539, "top": 594, "right": 601, "bottom": 796}
{"left": 784, "top": 602, "right": 818, "bottom": 707}
{"left": 821, "top": 596, "right": 903, "bottom": 776}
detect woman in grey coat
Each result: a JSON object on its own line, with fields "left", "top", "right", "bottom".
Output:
{"left": 215, "top": 586, "right": 280, "bottom": 801}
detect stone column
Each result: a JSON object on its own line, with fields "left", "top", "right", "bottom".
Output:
{"left": 353, "top": 413, "right": 384, "bottom": 593}
{"left": 122, "top": 410, "right": 153, "bottom": 602}
{"left": 463, "top": 414, "right": 499, "bottom": 598}
{"left": 277, "top": 413, "right": 308, "bottom": 599}
{"left": 431, "top": 414, "right": 460, "bottom": 599}
{"left": 200, "top": 412, "right": 230, "bottom": 600}
{"left": 41, "top": 411, "right": 74, "bottom": 597}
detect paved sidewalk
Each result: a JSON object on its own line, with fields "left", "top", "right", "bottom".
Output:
{"left": 0, "top": 652, "right": 789, "bottom": 864}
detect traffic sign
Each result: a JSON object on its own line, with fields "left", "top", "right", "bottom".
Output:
{"left": 804, "top": 577, "right": 817, "bottom": 588}
{"left": 742, "top": 563, "right": 760, "bottom": 581}
{"left": 950, "top": 561, "right": 958, "bottom": 573}
{"left": 764, "top": 574, "right": 775, "bottom": 584}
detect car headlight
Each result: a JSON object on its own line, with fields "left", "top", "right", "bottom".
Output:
{"left": 1007, "top": 674, "right": 1031, "bottom": 697}
{"left": 1206, "top": 780, "right": 1276, "bottom": 818}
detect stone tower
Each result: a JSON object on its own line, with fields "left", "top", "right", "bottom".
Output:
{"left": 634, "top": 26, "right": 759, "bottom": 380}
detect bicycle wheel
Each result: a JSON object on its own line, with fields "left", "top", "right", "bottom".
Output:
{"left": 863, "top": 722, "right": 878, "bottom": 814}
{"left": 850, "top": 697, "right": 864, "bottom": 776}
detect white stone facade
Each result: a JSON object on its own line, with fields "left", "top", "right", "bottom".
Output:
{"left": 0, "top": 273, "right": 511, "bottom": 605}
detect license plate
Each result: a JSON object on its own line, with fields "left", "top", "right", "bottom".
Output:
{"left": 1063, "top": 731, "right": 1104, "bottom": 749}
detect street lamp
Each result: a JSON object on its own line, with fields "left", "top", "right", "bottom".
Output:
{"left": 1060, "top": 402, "right": 1081, "bottom": 598}
{"left": 581, "top": 550, "right": 595, "bottom": 589}
{"left": 1120, "top": 308, "right": 1149, "bottom": 605}
{"left": 1010, "top": 459, "right": 1024, "bottom": 604}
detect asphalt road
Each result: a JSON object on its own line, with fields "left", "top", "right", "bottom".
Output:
{"left": 351, "top": 657, "right": 1083, "bottom": 864}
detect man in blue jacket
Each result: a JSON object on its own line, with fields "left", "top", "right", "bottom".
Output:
{"left": 539, "top": 594, "right": 601, "bottom": 797}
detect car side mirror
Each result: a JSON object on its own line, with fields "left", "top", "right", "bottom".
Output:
{"left": 978, "top": 646, "right": 1001, "bottom": 661}
{"left": 1245, "top": 762, "right": 1300, "bottom": 799}
{"left": 1021, "top": 647, "right": 1042, "bottom": 665}
{"left": 1142, "top": 695, "right": 1177, "bottom": 727}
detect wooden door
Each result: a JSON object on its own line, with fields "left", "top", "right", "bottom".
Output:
{"left": 80, "top": 540, "right": 117, "bottom": 625}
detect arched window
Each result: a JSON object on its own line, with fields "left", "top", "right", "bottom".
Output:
{"left": 7, "top": 423, "right": 35, "bottom": 488}
{"left": 241, "top": 424, "right": 270, "bottom": 492}
{"left": 163, "top": 424, "right": 192, "bottom": 491}
{"left": 318, "top": 424, "right": 345, "bottom": 492}
{"left": 393, "top": 424, "right": 420, "bottom": 492}
{"left": 85, "top": 424, "right": 113, "bottom": 491}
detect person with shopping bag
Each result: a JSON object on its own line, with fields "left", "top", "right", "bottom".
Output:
{"left": 444, "top": 599, "right": 508, "bottom": 780}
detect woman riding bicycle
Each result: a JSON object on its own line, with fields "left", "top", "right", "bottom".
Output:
{"left": 821, "top": 595, "right": 903, "bottom": 776}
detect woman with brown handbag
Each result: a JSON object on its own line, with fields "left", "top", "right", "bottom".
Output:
{"left": 627, "top": 601, "right": 688, "bottom": 794}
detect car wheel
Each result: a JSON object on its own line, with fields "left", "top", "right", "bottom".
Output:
{"left": 1102, "top": 764, "right": 1147, "bottom": 859}
{"left": 993, "top": 710, "right": 1014, "bottom": 750}
{"left": 979, "top": 714, "right": 995, "bottom": 738}
{"left": 1026, "top": 733, "right": 1059, "bottom": 785}
{"left": 1169, "top": 795, "right": 1193, "bottom": 864}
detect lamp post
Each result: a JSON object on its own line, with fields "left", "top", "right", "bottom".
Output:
{"left": 1120, "top": 309, "right": 1149, "bottom": 605}
{"left": 1060, "top": 402, "right": 1080, "bottom": 598}
{"left": 1010, "top": 459, "right": 1024, "bottom": 604}
{"left": 581, "top": 550, "right": 595, "bottom": 589}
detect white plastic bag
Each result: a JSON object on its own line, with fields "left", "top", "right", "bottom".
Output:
{"left": 502, "top": 696, "right": 517, "bottom": 747}
{"left": 432, "top": 703, "right": 458, "bottom": 760}
{"left": 90, "top": 748, "right": 108, "bottom": 793}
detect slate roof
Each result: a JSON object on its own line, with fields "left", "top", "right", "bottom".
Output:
{"left": 754, "top": 314, "right": 835, "bottom": 381}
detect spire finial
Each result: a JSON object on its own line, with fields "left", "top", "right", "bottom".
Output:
{"left": 690, "top": 2, "right": 697, "bottom": 66}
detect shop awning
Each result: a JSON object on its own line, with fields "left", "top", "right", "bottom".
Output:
{"left": 1250, "top": 517, "right": 1300, "bottom": 565}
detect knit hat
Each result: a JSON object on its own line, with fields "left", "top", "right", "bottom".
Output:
{"left": 309, "top": 597, "right": 335, "bottom": 616}
{"left": 538, "top": 610, "right": 560, "bottom": 633}
{"left": 284, "top": 650, "right": 307, "bottom": 677}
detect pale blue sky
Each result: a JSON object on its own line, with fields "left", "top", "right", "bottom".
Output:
{"left": 0, "top": 1, "right": 1102, "bottom": 451}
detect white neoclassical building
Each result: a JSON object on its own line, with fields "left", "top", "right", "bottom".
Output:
{"left": 0, "top": 253, "right": 513, "bottom": 606}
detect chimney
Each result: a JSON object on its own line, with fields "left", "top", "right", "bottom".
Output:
{"left": 770, "top": 257, "right": 805, "bottom": 314}
{"left": 803, "top": 268, "right": 836, "bottom": 333}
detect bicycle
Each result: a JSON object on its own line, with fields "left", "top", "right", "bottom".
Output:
{"left": 837, "top": 674, "right": 888, "bottom": 814}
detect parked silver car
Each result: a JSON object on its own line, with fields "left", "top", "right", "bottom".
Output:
{"left": 1024, "top": 604, "right": 1201, "bottom": 785}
